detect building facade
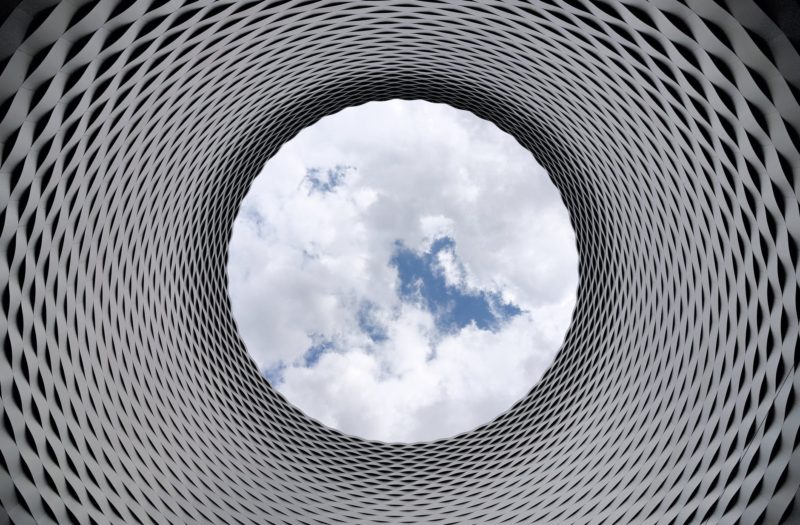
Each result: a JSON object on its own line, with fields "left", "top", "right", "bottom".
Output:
{"left": 1, "top": 1, "right": 799, "bottom": 523}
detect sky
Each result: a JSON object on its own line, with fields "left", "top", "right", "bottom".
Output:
{"left": 227, "top": 100, "right": 578, "bottom": 443}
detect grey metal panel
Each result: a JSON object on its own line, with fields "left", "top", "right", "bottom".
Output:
{"left": 0, "top": 1, "right": 798, "bottom": 523}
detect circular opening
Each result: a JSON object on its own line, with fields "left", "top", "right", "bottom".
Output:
{"left": 228, "top": 100, "right": 578, "bottom": 442}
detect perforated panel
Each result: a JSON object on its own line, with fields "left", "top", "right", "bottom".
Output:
{"left": 1, "top": 1, "right": 799, "bottom": 524}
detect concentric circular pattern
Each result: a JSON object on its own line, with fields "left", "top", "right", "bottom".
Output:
{"left": 1, "top": 1, "right": 799, "bottom": 524}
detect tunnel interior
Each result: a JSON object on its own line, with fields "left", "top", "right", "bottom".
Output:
{"left": 1, "top": 1, "right": 799, "bottom": 524}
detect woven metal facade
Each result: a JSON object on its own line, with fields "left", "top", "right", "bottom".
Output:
{"left": 1, "top": 1, "right": 799, "bottom": 523}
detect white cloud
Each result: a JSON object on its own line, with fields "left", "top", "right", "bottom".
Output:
{"left": 435, "top": 246, "right": 464, "bottom": 289}
{"left": 228, "top": 99, "right": 578, "bottom": 442}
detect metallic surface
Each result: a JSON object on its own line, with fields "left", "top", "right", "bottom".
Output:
{"left": 1, "top": 1, "right": 799, "bottom": 523}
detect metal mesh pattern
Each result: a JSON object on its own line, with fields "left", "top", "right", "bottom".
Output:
{"left": 1, "top": 1, "right": 799, "bottom": 523}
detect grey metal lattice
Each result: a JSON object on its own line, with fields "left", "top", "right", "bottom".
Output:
{"left": 1, "top": 1, "right": 799, "bottom": 523}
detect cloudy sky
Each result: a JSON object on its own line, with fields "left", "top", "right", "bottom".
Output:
{"left": 228, "top": 100, "right": 578, "bottom": 442}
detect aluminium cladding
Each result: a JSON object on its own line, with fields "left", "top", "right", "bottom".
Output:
{"left": 1, "top": 1, "right": 800, "bottom": 524}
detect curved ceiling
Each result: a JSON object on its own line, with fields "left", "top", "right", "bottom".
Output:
{"left": 1, "top": 1, "right": 799, "bottom": 523}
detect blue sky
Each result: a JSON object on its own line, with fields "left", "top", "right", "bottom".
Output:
{"left": 227, "top": 100, "right": 578, "bottom": 442}
{"left": 390, "top": 236, "right": 523, "bottom": 334}
{"left": 304, "top": 165, "right": 350, "bottom": 194}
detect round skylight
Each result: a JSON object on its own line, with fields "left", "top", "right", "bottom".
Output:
{"left": 228, "top": 100, "right": 578, "bottom": 442}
